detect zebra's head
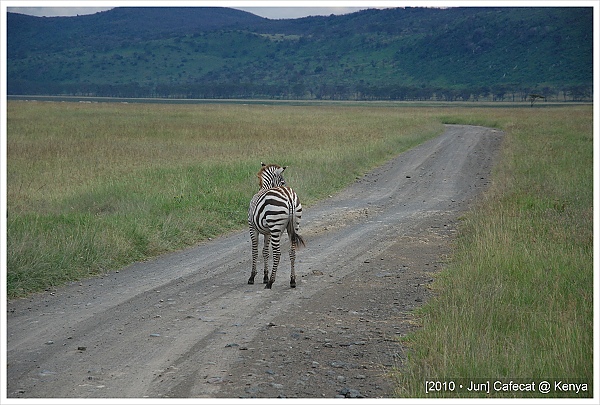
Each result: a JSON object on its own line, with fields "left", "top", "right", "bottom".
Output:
{"left": 258, "top": 162, "right": 287, "bottom": 189}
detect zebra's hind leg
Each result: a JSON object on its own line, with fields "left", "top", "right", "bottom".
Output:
{"left": 248, "top": 226, "right": 259, "bottom": 284}
{"left": 262, "top": 234, "right": 271, "bottom": 284}
{"left": 265, "top": 233, "right": 281, "bottom": 289}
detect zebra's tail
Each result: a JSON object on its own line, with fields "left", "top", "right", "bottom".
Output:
{"left": 287, "top": 210, "right": 305, "bottom": 248}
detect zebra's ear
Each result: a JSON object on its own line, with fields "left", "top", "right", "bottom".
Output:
{"left": 261, "top": 162, "right": 266, "bottom": 167}
{"left": 282, "top": 166, "right": 287, "bottom": 172}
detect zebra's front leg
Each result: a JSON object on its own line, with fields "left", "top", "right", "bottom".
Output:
{"left": 289, "top": 241, "right": 297, "bottom": 288}
{"left": 262, "top": 234, "right": 271, "bottom": 284}
{"left": 248, "top": 227, "right": 259, "bottom": 284}
{"left": 265, "top": 233, "right": 281, "bottom": 289}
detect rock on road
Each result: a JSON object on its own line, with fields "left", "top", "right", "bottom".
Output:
{"left": 6, "top": 125, "right": 503, "bottom": 399}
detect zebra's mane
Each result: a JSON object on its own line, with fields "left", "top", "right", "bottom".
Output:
{"left": 257, "top": 163, "right": 286, "bottom": 189}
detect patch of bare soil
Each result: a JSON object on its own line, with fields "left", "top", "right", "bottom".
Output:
{"left": 218, "top": 214, "right": 458, "bottom": 398}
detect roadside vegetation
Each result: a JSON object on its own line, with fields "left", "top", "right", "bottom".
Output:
{"left": 396, "top": 106, "right": 593, "bottom": 398}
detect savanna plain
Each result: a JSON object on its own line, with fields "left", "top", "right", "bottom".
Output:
{"left": 5, "top": 101, "right": 594, "bottom": 397}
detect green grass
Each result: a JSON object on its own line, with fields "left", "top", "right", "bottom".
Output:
{"left": 6, "top": 101, "right": 442, "bottom": 297}
{"left": 395, "top": 106, "right": 593, "bottom": 398}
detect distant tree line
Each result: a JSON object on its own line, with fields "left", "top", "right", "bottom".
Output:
{"left": 8, "top": 80, "right": 593, "bottom": 102}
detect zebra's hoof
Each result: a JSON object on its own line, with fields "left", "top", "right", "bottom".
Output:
{"left": 290, "top": 280, "right": 296, "bottom": 288}
{"left": 265, "top": 282, "right": 273, "bottom": 289}
{"left": 248, "top": 279, "right": 254, "bottom": 285}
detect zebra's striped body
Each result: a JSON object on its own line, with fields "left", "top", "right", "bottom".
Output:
{"left": 248, "top": 163, "right": 304, "bottom": 289}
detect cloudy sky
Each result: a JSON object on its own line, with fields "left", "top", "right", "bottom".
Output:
{"left": 6, "top": 3, "right": 379, "bottom": 20}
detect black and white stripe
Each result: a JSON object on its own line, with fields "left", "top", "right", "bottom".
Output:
{"left": 248, "top": 163, "right": 304, "bottom": 289}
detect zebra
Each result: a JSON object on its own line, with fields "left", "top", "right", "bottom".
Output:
{"left": 248, "top": 163, "right": 305, "bottom": 289}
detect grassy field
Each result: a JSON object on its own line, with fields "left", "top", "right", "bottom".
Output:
{"left": 395, "top": 106, "right": 594, "bottom": 398}
{"left": 5, "top": 102, "right": 593, "bottom": 398}
{"left": 6, "top": 101, "right": 442, "bottom": 297}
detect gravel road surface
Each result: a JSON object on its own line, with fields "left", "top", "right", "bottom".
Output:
{"left": 6, "top": 125, "right": 504, "bottom": 399}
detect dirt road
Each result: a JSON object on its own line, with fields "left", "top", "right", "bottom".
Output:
{"left": 6, "top": 125, "right": 504, "bottom": 399}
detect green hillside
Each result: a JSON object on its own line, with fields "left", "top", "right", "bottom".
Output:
{"left": 7, "top": 7, "right": 593, "bottom": 100}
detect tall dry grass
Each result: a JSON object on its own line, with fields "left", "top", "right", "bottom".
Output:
{"left": 396, "top": 106, "right": 593, "bottom": 398}
{"left": 7, "top": 101, "right": 441, "bottom": 296}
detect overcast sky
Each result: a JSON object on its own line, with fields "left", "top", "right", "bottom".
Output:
{"left": 7, "top": 5, "right": 374, "bottom": 20}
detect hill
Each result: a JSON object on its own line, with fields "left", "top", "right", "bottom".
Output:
{"left": 6, "top": 7, "right": 594, "bottom": 101}
{"left": 7, "top": 7, "right": 267, "bottom": 53}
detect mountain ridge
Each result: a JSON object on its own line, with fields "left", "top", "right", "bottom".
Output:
{"left": 7, "top": 7, "right": 594, "bottom": 100}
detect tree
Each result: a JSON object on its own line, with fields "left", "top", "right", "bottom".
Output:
{"left": 528, "top": 93, "right": 545, "bottom": 107}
